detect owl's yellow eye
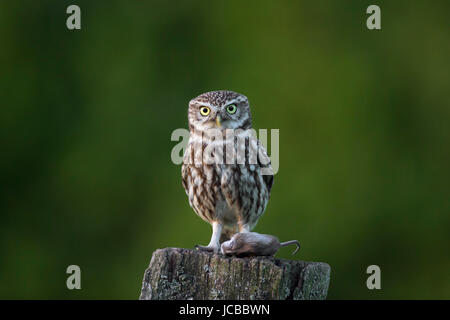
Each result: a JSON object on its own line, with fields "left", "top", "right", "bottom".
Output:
{"left": 200, "top": 106, "right": 210, "bottom": 116}
{"left": 226, "top": 104, "right": 237, "bottom": 114}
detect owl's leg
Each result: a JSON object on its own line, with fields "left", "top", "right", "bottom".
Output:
{"left": 195, "top": 221, "right": 222, "bottom": 253}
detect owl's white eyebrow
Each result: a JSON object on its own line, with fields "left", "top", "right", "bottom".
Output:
{"left": 224, "top": 99, "right": 237, "bottom": 106}
{"left": 190, "top": 97, "right": 245, "bottom": 108}
{"left": 191, "top": 101, "right": 214, "bottom": 108}
{"left": 225, "top": 97, "right": 246, "bottom": 105}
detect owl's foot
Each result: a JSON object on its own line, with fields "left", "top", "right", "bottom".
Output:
{"left": 195, "top": 222, "right": 222, "bottom": 253}
{"left": 194, "top": 244, "right": 220, "bottom": 253}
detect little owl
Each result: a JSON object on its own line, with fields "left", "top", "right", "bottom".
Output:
{"left": 181, "top": 90, "right": 273, "bottom": 252}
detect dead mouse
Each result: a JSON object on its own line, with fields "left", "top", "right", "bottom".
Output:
{"left": 220, "top": 232, "right": 300, "bottom": 257}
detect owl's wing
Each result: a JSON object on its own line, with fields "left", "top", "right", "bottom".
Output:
{"left": 181, "top": 143, "right": 192, "bottom": 195}
{"left": 256, "top": 139, "right": 274, "bottom": 194}
{"left": 262, "top": 170, "right": 274, "bottom": 193}
{"left": 181, "top": 163, "right": 188, "bottom": 194}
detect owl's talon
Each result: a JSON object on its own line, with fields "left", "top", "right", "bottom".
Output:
{"left": 195, "top": 245, "right": 219, "bottom": 253}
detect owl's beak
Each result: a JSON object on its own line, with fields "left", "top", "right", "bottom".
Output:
{"left": 215, "top": 115, "right": 222, "bottom": 127}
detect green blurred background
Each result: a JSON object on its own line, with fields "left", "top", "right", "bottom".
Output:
{"left": 0, "top": 0, "right": 449, "bottom": 299}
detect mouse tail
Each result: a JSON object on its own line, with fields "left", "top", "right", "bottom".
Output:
{"left": 280, "top": 240, "right": 301, "bottom": 255}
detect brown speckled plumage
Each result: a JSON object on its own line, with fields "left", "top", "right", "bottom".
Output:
{"left": 182, "top": 90, "right": 273, "bottom": 251}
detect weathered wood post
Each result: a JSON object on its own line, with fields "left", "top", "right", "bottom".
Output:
{"left": 139, "top": 248, "right": 331, "bottom": 300}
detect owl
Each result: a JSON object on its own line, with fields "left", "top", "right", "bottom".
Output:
{"left": 181, "top": 90, "right": 274, "bottom": 252}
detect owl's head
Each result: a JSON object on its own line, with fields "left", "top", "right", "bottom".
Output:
{"left": 188, "top": 90, "right": 252, "bottom": 132}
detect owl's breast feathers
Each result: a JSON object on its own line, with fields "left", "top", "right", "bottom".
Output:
{"left": 181, "top": 132, "right": 273, "bottom": 229}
